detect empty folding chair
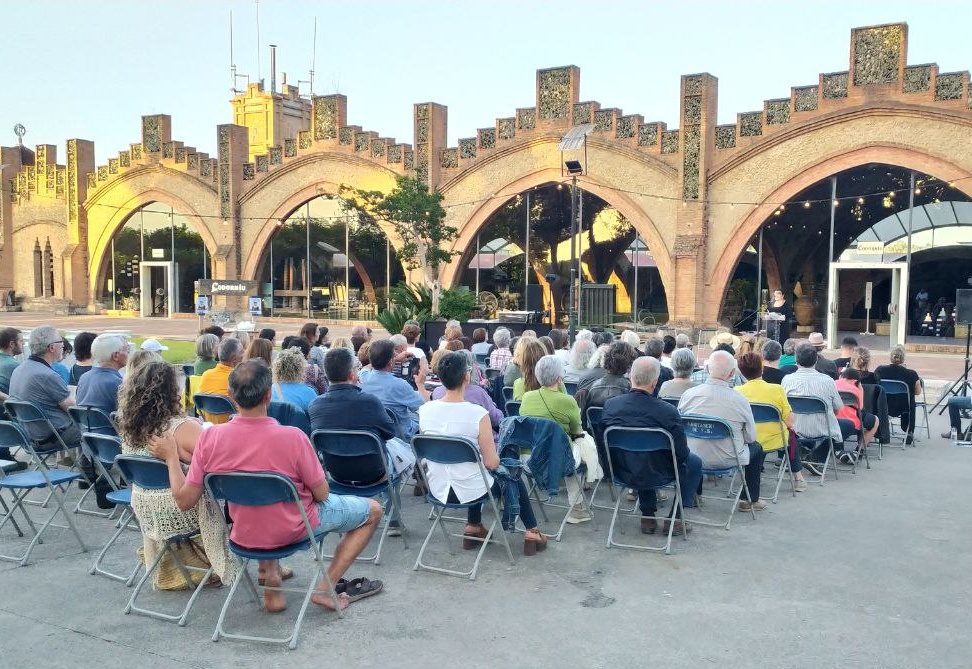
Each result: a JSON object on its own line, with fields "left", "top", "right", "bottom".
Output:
{"left": 193, "top": 393, "right": 236, "bottom": 424}
{"left": 787, "top": 396, "right": 840, "bottom": 484}
{"left": 0, "top": 420, "right": 87, "bottom": 566}
{"left": 68, "top": 405, "right": 119, "bottom": 517}
{"left": 603, "top": 425, "right": 687, "bottom": 555}
{"left": 505, "top": 400, "right": 521, "bottom": 417}
{"left": 311, "top": 429, "right": 407, "bottom": 564}
{"left": 838, "top": 391, "right": 868, "bottom": 471}
{"left": 475, "top": 353, "right": 489, "bottom": 366}
{"left": 82, "top": 434, "right": 140, "bottom": 584}
{"left": 410, "top": 434, "right": 515, "bottom": 580}
{"left": 879, "top": 379, "right": 913, "bottom": 447}
{"left": 914, "top": 379, "right": 931, "bottom": 440}
{"left": 749, "top": 403, "right": 796, "bottom": 501}
{"left": 205, "top": 471, "right": 345, "bottom": 649}
{"left": 116, "top": 454, "right": 214, "bottom": 626}
{"left": 681, "top": 414, "right": 756, "bottom": 530}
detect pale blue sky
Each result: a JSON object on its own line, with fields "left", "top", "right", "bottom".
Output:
{"left": 6, "top": 1, "right": 971, "bottom": 164}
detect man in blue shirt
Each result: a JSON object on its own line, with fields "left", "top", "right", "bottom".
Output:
{"left": 0, "top": 327, "right": 24, "bottom": 463}
{"left": 359, "top": 339, "right": 429, "bottom": 440}
{"left": 76, "top": 333, "right": 130, "bottom": 414}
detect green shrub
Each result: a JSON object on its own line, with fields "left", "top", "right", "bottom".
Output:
{"left": 438, "top": 286, "right": 476, "bottom": 321}
{"left": 376, "top": 304, "right": 430, "bottom": 335}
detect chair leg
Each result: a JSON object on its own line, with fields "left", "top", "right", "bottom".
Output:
{"left": 0, "top": 490, "right": 25, "bottom": 537}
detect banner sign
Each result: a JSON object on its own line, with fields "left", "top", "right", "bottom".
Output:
{"left": 864, "top": 281, "right": 873, "bottom": 309}
{"left": 194, "top": 279, "right": 259, "bottom": 295}
{"left": 195, "top": 295, "right": 209, "bottom": 316}
{"left": 856, "top": 241, "right": 884, "bottom": 255}
{"left": 248, "top": 296, "right": 263, "bottom": 316}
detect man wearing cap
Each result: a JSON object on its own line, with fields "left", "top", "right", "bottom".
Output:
{"left": 807, "top": 332, "right": 838, "bottom": 379}
{"left": 76, "top": 334, "right": 131, "bottom": 414}
{"left": 140, "top": 338, "right": 169, "bottom": 354}
{"left": 198, "top": 338, "right": 244, "bottom": 423}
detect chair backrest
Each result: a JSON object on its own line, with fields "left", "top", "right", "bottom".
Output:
{"left": 311, "top": 429, "right": 388, "bottom": 487}
{"left": 193, "top": 393, "right": 236, "bottom": 416}
{"left": 681, "top": 413, "right": 734, "bottom": 441}
{"left": 585, "top": 405, "right": 604, "bottom": 439}
{"left": 115, "top": 454, "right": 172, "bottom": 490}
{"left": 502, "top": 386, "right": 514, "bottom": 402}
{"left": 484, "top": 368, "right": 502, "bottom": 381}
{"left": 603, "top": 426, "right": 679, "bottom": 489}
{"left": 411, "top": 433, "right": 480, "bottom": 466}
{"left": 68, "top": 405, "right": 117, "bottom": 436}
{"left": 475, "top": 353, "right": 489, "bottom": 366}
{"left": 879, "top": 379, "right": 910, "bottom": 397}
{"left": 181, "top": 364, "right": 195, "bottom": 378}
{"left": 564, "top": 381, "right": 578, "bottom": 397}
{"left": 838, "top": 390, "right": 861, "bottom": 409}
{"left": 267, "top": 401, "right": 312, "bottom": 435}
{"left": 3, "top": 399, "right": 63, "bottom": 452}
{"left": 82, "top": 432, "right": 122, "bottom": 467}
{"left": 660, "top": 396, "right": 680, "bottom": 408}
{"left": 0, "top": 420, "right": 31, "bottom": 454}
{"left": 787, "top": 395, "right": 829, "bottom": 417}
{"left": 205, "top": 471, "right": 299, "bottom": 506}
{"left": 505, "top": 400, "right": 521, "bottom": 417}
{"left": 750, "top": 402, "right": 783, "bottom": 424}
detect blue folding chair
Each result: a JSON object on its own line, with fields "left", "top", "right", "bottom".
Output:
{"left": 69, "top": 405, "right": 119, "bottom": 517}
{"left": 81, "top": 434, "right": 140, "bottom": 584}
{"left": 410, "top": 434, "right": 515, "bottom": 580}
{"left": 268, "top": 401, "right": 312, "bottom": 436}
{"left": 0, "top": 420, "right": 87, "bottom": 566}
{"left": 681, "top": 414, "right": 756, "bottom": 530}
{"left": 661, "top": 397, "right": 681, "bottom": 408}
{"left": 116, "top": 454, "right": 214, "bottom": 626}
{"left": 505, "top": 400, "right": 521, "bottom": 417}
{"left": 205, "top": 471, "right": 344, "bottom": 649}
{"left": 584, "top": 406, "right": 617, "bottom": 509}
{"left": 502, "top": 386, "right": 515, "bottom": 403}
{"left": 475, "top": 353, "right": 489, "bottom": 366}
{"left": 788, "top": 396, "right": 840, "bottom": 485}
{"left": 564, "top": 381, "right": 578, "bottom": 397}
{"left": 879, "top": 379, "right": 913, "bottom": 447}
{"left": 838, "top": 391, "right": 868, "bottom": 471}
{"left": 193, "top": 393, "right": 237, "bottom": 423}
{"left": 603, "top": 425, "right": 686, "bottom": 554}
{"left": 311, "top": 429, "right": 407, "bottom": 564}
{"left": 4, "top": 398, "right": 80, "bottom": 510}
{"left": 749, "top": 402, "right": 797, "bottom": 501}
{"left": 484, "top": 367, "right": 503, "bottom": 381}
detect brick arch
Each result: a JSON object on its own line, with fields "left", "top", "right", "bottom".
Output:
{"left": 707, "top": 144, "right": 972, "bottom": 324}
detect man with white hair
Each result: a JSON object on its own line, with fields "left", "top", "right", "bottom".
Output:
{"left": 675, "top": 333, "right": 692, "bottom": 349}
{"left": 644, "top": 337, "right": 674, "bottom": 396}
{"left": 390, "top": 333, "right": 426, "bottom": 389}
{"left": 564, "top": 338, "right": 596, "bottom": 384}
{"left": 488, "top": 327, "right": 513, "bottom": 372}
{"left": 678, "top": 350, "right": 767, "bottom": 511}
{"left": 76, "top": 333, "right": 130, "bottom": 414}
{"left": 602, "top": 356, "right": 703, "bottom": 535}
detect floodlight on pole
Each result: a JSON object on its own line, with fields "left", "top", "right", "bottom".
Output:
{"left": 559, "top": 124, "right": 593, "bottom": 343}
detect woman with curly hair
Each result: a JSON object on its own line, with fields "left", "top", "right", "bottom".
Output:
{"left": 117, "top": 361, "right": 234, "bottom": 590}
{"left": 271, "top": 347, "right": 316, "bottom": 409}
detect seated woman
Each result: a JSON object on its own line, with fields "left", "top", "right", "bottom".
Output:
{"left": 431, "top": 350, "right": 504, "bottom": 440}
{"left": 577, "top": 341, "right": 637, "bottom": 420}
{"left": 512, "top": 339, "right": 555, "bottom": 400}
{"left": 658, "top": 348, "right": 699, "bottom": 398}
{"left": 271, "top": 347, "right": 317, "bottom": 410}
{"left": 116, "top": 361, "right": 235, "bottom": 589}
{"left": 69, "top": 331, "right": 97, "bottom": 385}
{"left": 835, "top": 368, "right": 879, "bottom": 460}
{"left": 282, "top": 336, "right": 327, "bottom": 394}
{"left": 733, "top": 353, "right": 807, "bottom": 492}
{"left": 245, "top": 337, "right": 274, "bottom": 366}
{"left": 503, "top": 334, "right": 534, "bottom": 387}
{"left": 850, "top": 346, "right": 878, "bottom": 385}
{"left": 193, "top": 333, "right": 219, "bottom": 376}
{"left": 563, "top": 339, "right": 596, "bottom": 384}
{"left": 418, "top": 352, "right": 546, "bottom": 555}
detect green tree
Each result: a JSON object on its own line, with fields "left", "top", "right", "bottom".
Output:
{"left": 339, "top": 175, "right": 457, "bottom": 315}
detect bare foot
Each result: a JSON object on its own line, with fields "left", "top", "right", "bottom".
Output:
{"left": 311, "top": 588, "right": 350, "bottom": 611}
{"left": 262, "top": 575, "right": 287, "bottom": 613}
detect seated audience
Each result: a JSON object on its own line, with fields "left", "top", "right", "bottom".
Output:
{"left": 660, "top": 335, "right": 676, "bottom": 368}
{"left": 151, "top": 360, "right": 383, "bottom": 611}
{"left": 679, "top": 350, "right": 767, "bottom": 511}
{"left": 550, "top": 329, "right": 571, "bottom": 364}
{"left": 644, "top": 337, "right": 674, "bottom": 393}
{"left": 245, "top": 337, "right": 274, "bottom": 366}
{"left": 300, "top": 322, "right": 327, "bottom": 370}
{"left": 675, "top": 333, "right": 692, "bottom": 350}
{"left": 258, "top": 328, "right": 276, "bottom": 345}
{"left": 833, "top": 336, "right": 858, "bottom": 371}
{"left": 193, "top": 333, "right": 219, "bottom": 376}
{"left": 431, "top": 353, "right": 503, "bottom": 441}
{"left": 487, "top": 327, "right": 513, "bottom": 372}
{"left": 835, "top": 368, "right": 879, "bottom": 459}
{"left": 849, "top": 346, "right": 878, "bottom": 385}
{"left": 537, "top": 336, "right": 555, "bottom": 356}
{"left": 577, "top": 344, "right": 610, "bottom": 395}
{"left": 198, "top": 338, "right": 244, "bottom": 423}
{"left": 503, "top": 335, "right": 533, "bottom": 387}
{"left": 779, "top": 338, "right": 797, "bottom": 368}
{"left": 470, "top": 328, "right": 491, "bottom": 358}
{"left": 619, "top": 329, "right": 642, "bottom": 354}
{"left": 350, "top": 325, "right": 369, "bottom": 354}
{"left": 874, "top": 344, "right": 922, "bottom": 444}
{"left": 658, "top": 348, "right": 699, "bottom": 398}
{"left": 693, "top": 343, "right": 744, "bottom": 387}
{"left": 419, "top": 352, "right": 546, "bottom": 555}
{"left": 282, "top": 336, "right": 327, "bottom": 394}
{"left": 0, "top": 327, "right": 23, "bottom": 401}
{"left": 577, "top": 341, "right": 637, "bottom": 419}
{"left": 944, "top": 396, "right": 971, "bottom": 440}
{"left": 602, "top": 356, "right": 703, "bottom": 534}
{"left": 76, "top": 333, "right": 130, "bottom": 414}
{"left": 808, "top": 332, "right": 838, "bottom": 379}
{"left": 271, "top": 348, "right": 317, "bottom": 410}
{"left": 760, "top": 339, "right": 790, "bottom": 384}
{"left": 200, "top": 325, "right": 225, "bottom": 340}
{"left": 512, "top": 339, "right": 553, "bottom": 400}
{"left": 402, "top": 321, "right": 430, "bottom": 362}
{"left": 564, "top": 338, "right": 596, "bottom": 384}
{"left": 360, "top": 339, "right": 429, "bottom": 440}
{"left": 69, "top": 331, "right": 97, "bottom": 385}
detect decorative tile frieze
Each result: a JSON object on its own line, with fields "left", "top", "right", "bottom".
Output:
{"left": 187, "top": 153, "right": 199, "bottom": 170}
{"left": 459, "top": 138, "right": 477, "bottom": 159}
{"left": 683, "top": 75, "right": 704, "bottom": 96}
{"left": 371, "top": 140, "right": 385, "bottom": 159}
{"left": 682, "top": 127, "right": 700, "bottom": 200}
{"left": 794, "top": 86, "right": 819, "bottom": 112}
{"left": 387, "top": 144, "right": 402, "bottom": 164}
{"left": 162, "top": 142, "right": 174, "bottom": 159}
{"left": 441, "top": 148, "right": 458, "bottom": 169}
{"left": 538, "top": 68, "right": 571, "bottom": 120}
{"left": 142, "top": 116, "right": 161, "bottom": 153}
{"left": 935, "top": 72, "right": 964, "bottom": 100}
{"left": 478, "top": 128, "right": 496, "bottom": 150}
{"left": 119, "top": 151, "right": 131, "bottom": 168}
{"left": 299, "top": 131, "right": 312, "bottom": 149}
{"left": 573, "top": 102, "right": 593, "bottom": 125}
{"left": 853, "top": 25, "right": 902, "bottom": 86}
{"left": 517, "top": 108, "right": 536, "bottom": 130}
{"left": 593, "top": 110, "right": 613, "bottom": 132}
{"left": 498, "top": 118, "right": 515, "bottom": 140}
{"left": 312, "top": 96, "right": 338, "bottom": 140}
{"left": 638, "top": 123, "right": 658, "bottom": 146}
{"left": 354, "top": 133, "right": 370, "bottom": 152}
{"left": 339, "top": 127, "right": 354, "bottom": 145}
{"left": 255, "top": 155, "right": 268, "bottom": 172}
{"left": 242, "top": 163, "right": 255, "bottom": 180}
{"left": 661, "top": 131, "right": 679, "bottom": 154}
{"left": 108, "top": 158, "right": 119, "bottom": 174}
{"left": 766, "top": 99, "right": 790, "bottom": 125}
{"left": 268, "top": 146, "right": 282, "bottom": 165}
{"left": 175, "top": 147, "right": 186, "bottom": 163}
{"left": 284, "top": 139, "right": 297, "bottom": 157}
{"left": 739, "top": 112, "right": 763, "bottom": 137}
{"left": 684, "top": 96, "right": 702, "bottom": 125}
{"left": 615, "top": 115, "right": 636, "bottom": 139}
{"left": 715, "top": 125, "right": 736, "bottom": 149}
{"left": 903, "top": 65, "right": 931, "bottom": 93}
{"left": 822, "top": 72, "right": 849, "bottom": 99}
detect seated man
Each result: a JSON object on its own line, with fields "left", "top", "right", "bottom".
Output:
{"left": 359, "top": 339, "right": 429, "bottom": 440}
{"left": 151, "top": 359, "right": 383, "bottom": 612}
{"left": 679, "top": 350, "right": 767, "bottom": 511}
{"left": 944, "top": 396, "right": 971, "bottom": 440}
{"left": 76, "top": 333, "right": 130, "bottom": 414}
{"left": 0, "top": 327, "right": 24, "bottom": 463}
{"left": 760, "top": 340, "right": 791, "bottom": 385}
{"left": 781, "top": 342, "right": 855, "bottom": 470}
{"left": 833, "top": 336, "right": 859, "bottom": 371}
{"left": 602, "top": 357, "right": 703, "bottom": 535}
{"left": 874, "top": 344, "right": 922, "bottom": 444}
{"left": 808, "top": 332, "right": 838, "bottom": 379}
{"left": 643, "top": 337, "right": 674, "bottom": 394}
{"left": 198, "top": 337, "right": 244, "bottom": 423}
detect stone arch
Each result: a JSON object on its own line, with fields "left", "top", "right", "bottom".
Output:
{"left": 707, "top": 137, "right": 972, "bottom": 324}
{"left": 239, "top": 153, "right": 406, "bottom": 282}
{"left": 437, "top": 138, "right": 678, "bottom": 312}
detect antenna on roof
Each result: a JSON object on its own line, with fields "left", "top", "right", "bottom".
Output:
{"left": 255, "top": 0, "right": 262, "bottom": 85}
{"left": 298, "top": 17, "right": 317, "bottom": 97}
{"left": 230, "top": 11, "right": 249, "bottom": 94}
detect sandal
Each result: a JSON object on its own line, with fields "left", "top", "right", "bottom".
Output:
{"left": 258, "top": 565, "right": 295, "bottom": 586}
{"left": 342, "top": 577, "right": 383, "bottom": 603}
{"left": 523, "top": 529, "right": 547, "bottom": 556}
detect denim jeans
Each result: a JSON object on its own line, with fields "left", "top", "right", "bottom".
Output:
{"left": 453, "top": 480, "right": 538, "bottom": 529}
{"left": 638, "top": 452, "right": 703, "bottom": 518}
{"left": 948, "top": 396, "right": 971, "bottom": 434}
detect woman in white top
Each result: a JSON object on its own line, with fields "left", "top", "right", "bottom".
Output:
{"left": 418, "top": 351, "right": 545, "bottom": 555}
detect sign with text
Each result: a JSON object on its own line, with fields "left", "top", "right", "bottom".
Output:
{"left": 248, "top": 296, "right": 263, "bottom": 316}
{"left": 151, "top": 248, "right": 165, "bottom": 259}
{"left": 856, "top": 241, "right": 884, "bottom": 255}
{"left": 864, "top": 281, "right": 873, "bottom": 309}
{"left": 195, "top": 295, "right": 209, "bottom": 316}
{"left": 194, "top": 279, "right": 259, "bottom": 295}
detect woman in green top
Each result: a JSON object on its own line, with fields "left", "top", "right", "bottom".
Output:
{"left": 513, "top": 339, "right": 557, "bottom": 400}
{"left": 778, "top": 338, "right": 797, "bottom": 368}
{"left": 520, "top": 354, "right": 582, "bottom": 437}
{"left": 193, "top": 333, "right": 219, "bottom": 376}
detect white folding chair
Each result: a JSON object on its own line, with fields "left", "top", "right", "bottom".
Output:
{"left": 681, "top": 414, "right": 756, "bottom": 530}
{"left": 749, "top": 402, "right": 796, "bottom": 501}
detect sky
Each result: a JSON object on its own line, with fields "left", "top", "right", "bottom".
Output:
{"left": 5, "top": 1, "right": 972, "bottom": 164}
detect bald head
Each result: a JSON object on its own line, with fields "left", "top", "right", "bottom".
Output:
{"left": 705, "top": 350, "right": 737, "bottom": 381}
{"left": 629, "top": 356, "right": 660, "bottom": 392}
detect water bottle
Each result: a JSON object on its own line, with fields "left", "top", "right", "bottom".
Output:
{"left": 951, "top": 427, "right": 958, "bottom": 447}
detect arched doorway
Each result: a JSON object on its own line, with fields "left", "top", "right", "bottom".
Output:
{"left": 255, "top": 195, "right": 405, "bottom": 318}
{"left": 452, "top": 183, "right": 668, "bottom": 326}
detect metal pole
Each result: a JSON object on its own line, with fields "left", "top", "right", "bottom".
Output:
{"left": 345, "top": 213, "right": 350, "bottom": 320}
{"left": 756, "top": 228, "right": 763, "bottom": 310}
{"left": 524, "top": 191, "right": 530, "bottom": 312}
{"left": 111, "top": 237, "right": 117, "bottom": 310}
{"left": 905, "top": 171, "right": 916, "bottom": 275}
{"left": 828, "top": 177, "right": 837, "bottom": 264}
{"left": 827, "top": 176, "right": 837, "bottom": 345}
{"left": 475, "top": 232, "right": 480, "bottom": 296}
{"left": 170, "top": 209, "right": 176, "bottom": 315}
{"left": 269, "top": 232, "right": 274, "bottom": 317}
{"left": 305, "top": 202, "right": 311, "bottom": 318}
{"left": 139, "top": 208, "right": 144, "bottom": 263}
{"left": 632, "top": 237, "right": 639, "bottom": 322}
{"left": 385, "top": 236, "right": 390, "bottom": 311}
{"left": 569, "top": 175, "right": 577, "bottom": 342}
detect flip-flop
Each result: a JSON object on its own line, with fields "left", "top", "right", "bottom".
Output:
{"left": 343, "top": 577, "right": 383, "bottom": 603}
{"left": 258, "top": 565, "right": 295, "bottom": 586}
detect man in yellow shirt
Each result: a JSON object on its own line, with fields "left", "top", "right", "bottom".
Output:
{"left": 198, "top": 338, "right": 244, "bottom": 424}
{"left": 734, "top": 352, "right": 807, "bottom": 492}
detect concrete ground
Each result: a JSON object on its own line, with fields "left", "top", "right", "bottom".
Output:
{"left": 2, "top": 408, "right": 970, "bottom": 668}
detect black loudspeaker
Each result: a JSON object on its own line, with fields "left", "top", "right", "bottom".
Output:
{"left": 957, "top": 289, "right": 972, "bottom": 324}
{"left": 524, "top": 284, "right": 543, "bottom": 312}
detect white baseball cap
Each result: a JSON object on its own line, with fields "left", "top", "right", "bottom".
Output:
{"left": 140, "top": 338, "right": 168, "bottom": 352}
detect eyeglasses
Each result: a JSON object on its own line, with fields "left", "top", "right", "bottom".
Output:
{"left": 49, "top": 340, "right": 66, "bottom": 347}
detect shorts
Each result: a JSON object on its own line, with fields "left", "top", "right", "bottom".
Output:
{"left": 317, "top": 494, "right": 371, "bottom": 534}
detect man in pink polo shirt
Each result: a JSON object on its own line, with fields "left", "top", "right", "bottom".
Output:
{"left": 151, "top": 359, "right": 383, "bottom": 612}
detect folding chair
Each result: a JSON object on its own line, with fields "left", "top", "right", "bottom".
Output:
{"left": 914, "top": 379, "right": 931, "bottom": 440}
{"left": 505, "top": 400, "right": 521, "bottom": 417}
{"left": 311, "top": 429, "right": 407, "bottom": 565}
{"left": 82, "top": 434, "right": 140, "bottom": 584}
{"left": 585, "top": 406, "right": 617, "bottom": 509}
{"left": 661, "top": 397, "right": 680, "bottom": 408}
{"left": 116, "top": 454, "right": 214, "bottom": 626}
{"left": 484, "top": 367, "right": 502, "bottom": 381}
{"left": 204, "top": 471, "right": 344, "bottom": 650}
{"left": 681, "top": 414, "right": 756, "bottom": 530}
{"left": 502, "top": 386, "right": 515, "bottom": 403}
{"left": 0, "top": 420, "right": 88, "bottom": 566}
{"left": 603, "top": 425, "right": 686, "bottom": 554}
{"left": 564, "top": 381, "right": 578, "bottom": 397}
{"left": 268, "top": 401, "right": 311, "bottom": 436}
{"left": 475, "top": 353, "right": 489, "bottom": 366}
{"left": 68, "top": 405, "right": 119, "bottom": 517}
{"left": 749, "top": 403, "right": 796, "bottom": 501}
{"left": 5, "top": 399, "right": 78, "bottom": 507}
{"left": 410, "top": 434, "right": 515, "bottom": 580}
{"left": 193, "top": 393, "right": 237, "bottom": 423}
{"left": 879, "top": 379, "right": 914, "bottom": 447}
{"left": 787, "top": 396, "right": 840, "bottom": 485}
{"left": 838, "top": 391, "right": 869, "bottom": 471}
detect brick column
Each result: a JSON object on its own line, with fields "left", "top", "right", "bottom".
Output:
{"left": 0, "top": 147, "right": 24, "bottom": 295}
{"left": 213, "top": 124, "right": 249, "bottom": 310}
{"left": 63, "top": 139, "right": 95, "bottom": 305}
{"left": 414, "top": 102, "right": 447, "bottom": 188}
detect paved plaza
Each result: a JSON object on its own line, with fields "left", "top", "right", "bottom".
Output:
{"left": 2, "top": 407, "right": 970, "bottom": 668}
